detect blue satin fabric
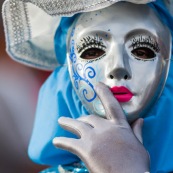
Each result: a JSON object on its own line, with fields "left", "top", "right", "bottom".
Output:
{"left": 28, "top": 1, "right": 173, "bottom": 172}
{"left": 28, "top": 66, "right": 88, "bottom": 165}
{"left": 144, "top": 1, "right": 173, "bottom": 172}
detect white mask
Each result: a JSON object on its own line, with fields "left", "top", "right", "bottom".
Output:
{"left": 67, "top": 2, "right": 171, "bottom": 122}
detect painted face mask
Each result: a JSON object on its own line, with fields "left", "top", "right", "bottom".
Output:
{"left": 67, "top": 2, "right": 171, "bottom": 122}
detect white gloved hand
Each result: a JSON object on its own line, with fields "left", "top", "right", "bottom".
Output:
{"left": 53, "top": 82, "right": 150, "bottom": 173}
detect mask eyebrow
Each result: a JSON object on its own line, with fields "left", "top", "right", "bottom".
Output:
{"left": 76, "top": 30, "right": 110, "bottom": 43}
{"left": 125, "top": 29, "right": 158, "bottom": 41}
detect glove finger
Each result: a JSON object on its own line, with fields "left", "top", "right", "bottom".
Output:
{"left": 78, "top": 114, "right": 104, "bottom": 128}
{"left": 58, "top": 117, "right": 92, "bottom": 138}
{"left": 131, "top": 118, "right": 143, "bottom": 144}
{"left": 95, "top": 82, "right": 128, "bottom": 125}
{"left": 53, "top": 137, "right": 81, "bottom": 155}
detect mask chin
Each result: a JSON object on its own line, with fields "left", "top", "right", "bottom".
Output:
{"left": 67, "top": 2, "right": 172, "bottom": 123}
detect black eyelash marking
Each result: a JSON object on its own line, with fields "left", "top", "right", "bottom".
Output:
{"left": 130, "top": 35, "right": 160, "bottom": 52}
{"left": 76, "top": 35, "right": 106, "bottom": 54}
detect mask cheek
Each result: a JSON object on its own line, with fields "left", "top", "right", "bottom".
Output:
{"left": 70, "top": 59, "right": 97, "bottom": 100}
{"left": 69, "top": 57, "right": 107, "bottom": 116}
{"left": 92, "top": 98, "right": 105, "bottom": 116}
{"left": 128, "top": 59, "right": 164, "bottom": 115}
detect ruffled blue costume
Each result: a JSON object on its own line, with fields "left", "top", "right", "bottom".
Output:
{"left": 28, "top": 1, "right": 173, "bottom": 172}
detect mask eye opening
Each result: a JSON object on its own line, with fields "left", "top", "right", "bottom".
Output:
{"left": 131, "top": 47, "right": 156, "bottom": 60}
{"left": 80, "top": 48, "right": 105, "bottom": 60}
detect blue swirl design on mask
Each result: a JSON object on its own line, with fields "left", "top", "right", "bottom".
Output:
{"left": 70, "top": 39, "right": 97, "bottom": 102}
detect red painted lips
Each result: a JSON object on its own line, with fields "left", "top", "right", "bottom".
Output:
{"left": 110, "top": 86, "right": 133, "bottom": 102}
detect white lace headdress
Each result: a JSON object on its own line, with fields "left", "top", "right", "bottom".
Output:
{"left": 2, "top": 0, "right": 155, "bottom": 70}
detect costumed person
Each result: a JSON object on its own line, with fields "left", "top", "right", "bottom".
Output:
{"left": 2, "top": 0, "right": 173, "bottom": 173}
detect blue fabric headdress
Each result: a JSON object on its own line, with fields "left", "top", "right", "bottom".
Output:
{"left": 143, "top": 2, "right": 173, "bottom": 172}
{"left": 28, "top": 1, "right": 173, "bottom": 172}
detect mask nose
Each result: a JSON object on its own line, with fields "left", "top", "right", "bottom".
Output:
{"left": 109, "top": 67, "right": 131, "bottom": 80}
{"left": 107, "top": 45, "right": 131, "bottom": 81}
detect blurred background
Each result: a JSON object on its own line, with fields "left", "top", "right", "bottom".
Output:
{"left": 0, "top": 0, "right": 50, "bottom": 172}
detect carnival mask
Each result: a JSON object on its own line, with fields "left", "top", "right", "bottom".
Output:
{"left": 67, "top": 2, "right": 171, "bottom": 122}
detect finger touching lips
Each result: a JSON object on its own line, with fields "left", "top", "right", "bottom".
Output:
{"left": 94, "top": 82, "right": 127, "bottom": 122}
